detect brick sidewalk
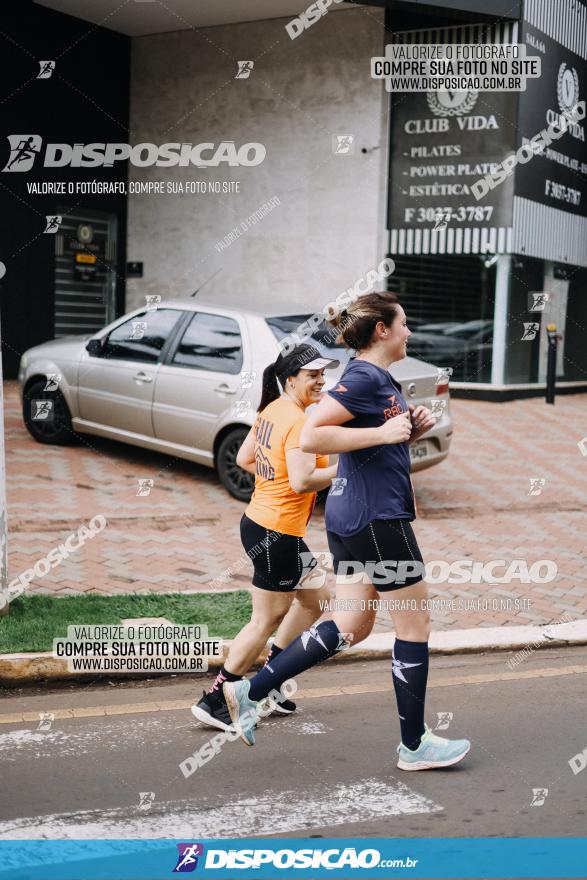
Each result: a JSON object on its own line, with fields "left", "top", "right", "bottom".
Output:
{"left": 3, "top": 381, "right": 587, "bottom": 631}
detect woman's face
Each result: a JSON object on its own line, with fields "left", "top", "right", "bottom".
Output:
{"left": 287, "top": 368, "right": 326, "bottom": 406}
{"left": 376, "top": 305, "right": 411, "bottom": 362}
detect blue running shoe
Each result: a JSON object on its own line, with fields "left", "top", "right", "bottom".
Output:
{"left": 223, "top": 679, "right": 259, "bottom": 747}
{"left": 397, "top": 723, "right": 470, "bottom": 770}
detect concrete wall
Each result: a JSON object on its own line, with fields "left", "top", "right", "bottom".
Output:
{"left": 127, "top": 7, "right": 388, "bottom": 315}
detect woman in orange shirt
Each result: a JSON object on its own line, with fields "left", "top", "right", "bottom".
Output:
{"left": 192, "top": 344, "right": 339, "bottom": 731}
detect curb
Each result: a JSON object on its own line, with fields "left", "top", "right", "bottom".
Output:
{"left": 1, "top": 619, "right": 586, "bottom": 685}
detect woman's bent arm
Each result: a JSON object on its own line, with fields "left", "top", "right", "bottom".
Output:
{"left": 300, "top": 395, "right": 412, "bottom": 454}
{"left": 236, "top": 428, "right": 256, "bottom": 475}
{"left": 286, "top": 448, "right": 337, "bottom": 493}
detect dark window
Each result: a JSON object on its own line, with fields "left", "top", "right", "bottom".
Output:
{"left": 265, "top": 316, "right": 349, "bottom": 362}
{"left": 172, "top": 312, "right": 243, "bottom": 373}
{"left": 388, "top": 255, "right": 494, "bottom": 382}
{"left": 101, "top": 309, "right": 182, "bottom": 363}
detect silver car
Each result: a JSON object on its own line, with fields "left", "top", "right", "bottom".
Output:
{"left": 18, "top": 299, "right": 453, "bottom": 500}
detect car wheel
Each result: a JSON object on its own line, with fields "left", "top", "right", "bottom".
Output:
{"left": 217, "top": 428, "right": 254, "bottom": 502}
{"left": 23, "top": 379, "right": 76, "bottom": 445}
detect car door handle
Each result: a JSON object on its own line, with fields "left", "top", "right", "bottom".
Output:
{"left": 215, "top": 383, "right": 236, "bottom": 395}
{"left": 133, "top": 371, "right": 153, "bottom": 384}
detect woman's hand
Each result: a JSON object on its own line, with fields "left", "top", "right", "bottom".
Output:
{"left": 408, "top": 404, "right": 435, "bottom": 442}
{"left": 378, "top": 411, "right": 413, "bottom": 444}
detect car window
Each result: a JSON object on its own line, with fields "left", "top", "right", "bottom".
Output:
{"left": 101, "top": 309, "right": 183, "bottom": 363}
{"left": 172, "top": 312, "right": 243, "bottom": 374}
{"left": 266, "top": 315, "right": 350, "bottom": 361}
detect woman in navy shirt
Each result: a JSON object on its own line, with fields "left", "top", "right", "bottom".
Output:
{"left": 224, "top": 292, "right": 470, "bottom": 771}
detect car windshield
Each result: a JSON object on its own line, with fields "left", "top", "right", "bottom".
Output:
{"left": 442, "top": 319, "right": 493, "bottom": 339}
{"left": 265, "top": 315, "right": 350, "bottom": 360}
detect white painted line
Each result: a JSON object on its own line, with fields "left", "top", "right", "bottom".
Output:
{"left": 0, "top": 717, "right": 192, "bottom": 758}
{"left": 0, "top": 778, "right": 442, "bottom": 839}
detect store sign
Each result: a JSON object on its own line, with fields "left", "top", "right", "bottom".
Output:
{"left": 74, "top": 252, "right": 97, "bottom": 282}
{"left": 515, "top": 24, "right": 587, "bottom": 218}
{"left": 388, "top": 37, "right": 518, "bottom": 235}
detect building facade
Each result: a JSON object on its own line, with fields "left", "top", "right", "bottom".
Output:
{"left": 1, "top": 0, "right": 585, "bottom": 398}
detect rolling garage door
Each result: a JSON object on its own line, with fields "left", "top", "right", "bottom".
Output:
{"left": 53, "top": 209, "right": 117, "bottom": 336}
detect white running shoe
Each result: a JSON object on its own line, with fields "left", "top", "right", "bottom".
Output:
{"left": 397, "top": 723, "right": 470, "bottom": 771}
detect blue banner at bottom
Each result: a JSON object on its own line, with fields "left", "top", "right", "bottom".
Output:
{"left": 0, "top": 838, "right": 585, "bottom": 879}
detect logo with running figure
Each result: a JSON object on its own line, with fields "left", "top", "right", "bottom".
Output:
{"left": 232, "top": 399, "right": 252, "bottom": 417}
{"left": 138, "top": 791, "right": 155, "bottom": 811}
{"left": 521, "top": 322, "right": 540, "bottom": 341}
{"left": 137, "top": 478, "right": 154, "bottom": 497}
{"left": 528, "top": 477, "right": 546, "bottom": 496}
{"left": 329, "top": 477, "right": 347, "bottom": 497}
{"left": 298, "top": 550, "right": 330, "bottom": 589}
{"left": 3, "top": 135, "right": 42, "bottom": 172}
{"left": 435, "top": 367, "right": 453, "bottom": 385}
{"left": 37, "top": 60, "right": 56, "bottom": 79}
{"left": 240, "top": 371, "right": 257, "bottom": 389}
{"left": 145, "top": 294, "right": 162, "bottom": 310}
{"left": 44, "top": 373, "right": 62, "bottom": 391}
{"left": 528, "top": 292, "right": 549, "bottom": 312}
{"left": 332, "top": 134, "right": 354, "bottom": 155}
{"left": 433, "top": 211, "right": 451, "bottom": 231}
{"left": 430, "top": 399, "right": 446, "bottom": 418}
{"left": 31, "top": 400, "right": 54, "bottom": 421}
{"left": 44, "top": 215, "right": 62, "bottom": 234}
{"left": 435, "top": 711, "right": 453, "bottom": 730}
{"left": 235, "top": 60, "right": 254, "bottom": 79}
{"left": 37, "top": 712, "right": 54, "bottom": 731}
{"left": 173, "top": 843, "right": 204, "bottom": 872}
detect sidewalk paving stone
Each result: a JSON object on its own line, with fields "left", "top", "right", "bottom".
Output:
{"left": 3, "top": 381, "right": 587, "bottom": 632}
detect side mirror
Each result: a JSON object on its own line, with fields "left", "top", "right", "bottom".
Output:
{"left": 86, "top": 338, "right": 103, "bottom": 357}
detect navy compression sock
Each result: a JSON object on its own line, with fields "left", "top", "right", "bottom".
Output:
{"left": 248, "top": 620, "right": 346, "bottom": 702}
{"left": 265, "top": 643, "right": 283, "bottom": 665}
{"left": 392, "top": 638, "right": 429, "bottom": 750}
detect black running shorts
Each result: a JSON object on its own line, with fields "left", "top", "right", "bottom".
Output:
{"left": 327, "top": 518, "right": 425, "bottom": 591}
{"left": 240, "top": 514, "right": 317, "bottom": 592}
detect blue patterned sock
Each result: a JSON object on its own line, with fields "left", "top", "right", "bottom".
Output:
{"left": 248, "top": 620, "right": 345, "bottom": 702}
{"left": 392, "top": 638, "right": 429, "bottom": 750}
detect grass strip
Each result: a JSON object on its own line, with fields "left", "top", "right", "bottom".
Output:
{"left": 0, "top": 592, "right": 252, "bottom": 653}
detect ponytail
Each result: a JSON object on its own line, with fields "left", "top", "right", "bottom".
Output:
{"left": 258, "top": 361, "right": 280, "bottom": 411}
{"left": 328, "top": 292, "right": 400, "bottom": 351}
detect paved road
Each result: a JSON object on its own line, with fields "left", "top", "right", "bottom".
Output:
{"left": 0, "top": 647, "right": 585, "bottom": 839}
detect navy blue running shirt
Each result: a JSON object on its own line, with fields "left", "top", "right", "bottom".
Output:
{"left": 325, "top": 358, "right": 415, "bottom": 537}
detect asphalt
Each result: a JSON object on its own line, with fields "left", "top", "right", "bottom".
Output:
{"left": 0, "top": 646, "right": 586, "bottom": 840}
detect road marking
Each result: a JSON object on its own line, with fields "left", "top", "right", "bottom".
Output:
{"left": 1, "top": 664, "right": 585, "bottom": 725}
{"left": 0, "top": 778, "right": 443, "bottom": 840}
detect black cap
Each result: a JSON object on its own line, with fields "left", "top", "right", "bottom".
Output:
{"left": 275, "top": 344, "right": 339, "bottom": 386}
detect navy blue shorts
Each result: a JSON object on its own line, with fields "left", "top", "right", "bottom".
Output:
{"left": 240, "top": 514, "right": 316, "bottom": 592}
{"left": 327, "top": 518, "right": 424, "bottom": 591}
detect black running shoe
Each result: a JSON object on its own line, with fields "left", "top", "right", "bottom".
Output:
{"left": 191, "top": 690, "right": 233, "bottom": 731}
{"left": 267, "top": 692, "right": 297, "bottom": 715}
